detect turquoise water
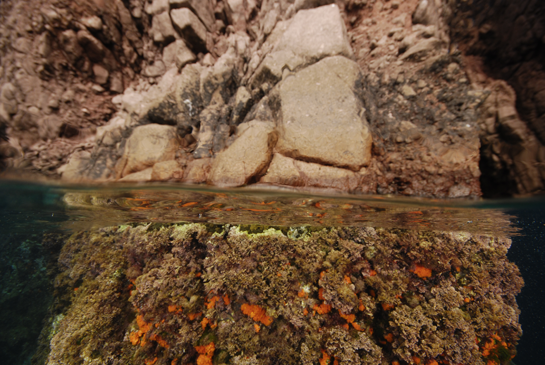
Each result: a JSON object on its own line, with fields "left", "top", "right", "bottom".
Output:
{"left": 0, "top": 180, "right": 543, "bottom": 364}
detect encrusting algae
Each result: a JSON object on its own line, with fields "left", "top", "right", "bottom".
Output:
{"left": 38, "top": 223, "right": 522, "bottom": 365}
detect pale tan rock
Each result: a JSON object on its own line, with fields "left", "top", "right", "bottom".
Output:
{"left": 170, "top": 0, "right": 216, "bottom": 31}
{"left": 276, "top": 56, "right": 372, "bottom": 171}
{"left": 150, "top": 11, "right": 177, "bottom": 43}
{"left": 260, "top": 153, "right": 361, "bottom": 192}
{"left": 163, "top": 40, "right": 196, "bottom": 70}
{"left": 81, "top": 16, "right": 103, "bottom": 31}
{"left": 400, "top": 37, "right": 441, "bottom": 61}
{"left": 171, "top": 8, "right": 208, "bottom": 52}
{"left": 183, "top": 158, "right": 212, "bottom": 183}
{"left": 151, "top": 160, "right": 184, "bottom": 181}
{"left": 145, "top": 0, "right": 170, "bottom": 15}
{"left": 93, "top": 64, "right": 109, "bottom": 85}
{"left": 116, "top": 124, "right": 181, "bottom": 178}
{"left": 274, "top": 4, "right": 353, "bottom": 63}
{"left": 119, "top": 168, "right": 153, "bottom": 182}
{"left": 208, "top": 121, "right": 277, "bottom": 187}
{"left": 61, "top": 150, "right": 92, "bottom": 181}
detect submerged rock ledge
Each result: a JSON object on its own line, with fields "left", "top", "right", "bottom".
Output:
{"left": 37, "top": 223, "right": 522, "bottom": 365}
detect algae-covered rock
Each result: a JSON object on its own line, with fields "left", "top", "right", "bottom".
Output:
{"left": 42, "top": 224, "right": 522, "bottom": 365}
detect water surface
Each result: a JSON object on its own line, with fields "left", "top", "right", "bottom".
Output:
{"left": 0, "top": 179, "right": 543, "bottom": 364}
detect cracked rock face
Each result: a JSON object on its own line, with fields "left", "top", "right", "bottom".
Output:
{"left": 275, "top": 56, "right": 372, "bottom": 171}
{"left": 1, "top": 0, "right": 543, "bottom": 198}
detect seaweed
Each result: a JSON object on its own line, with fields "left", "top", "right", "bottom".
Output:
{"left": 41, "top": 224, "right": 522, "bottom": 365}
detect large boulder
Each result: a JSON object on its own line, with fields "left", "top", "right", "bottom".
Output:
{"left": 208, "top": 121, "right": 277, "bottom": 187}
{"left": 260, "top": 153, "right": 360, "bottom": 192}
{"left": 275, "top": 56, "right": 372, "bottom": 171}
{"left": 116, "top": 124, "right": 181, "bottom": 178}
{"left": 139, "top": 64, "right": 203, "bottom": 134}
{"left": 250, "top": 4, "right": 352, "bottom": 88}
{"left": 274, "top": 4, "right": 352, "bottom": 63}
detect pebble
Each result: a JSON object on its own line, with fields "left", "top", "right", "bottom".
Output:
{"left": 402, "top": 85, "right": 416, "bottom": 98}
{"left": 48, "top": 97, "right": 60, "bottom": 109}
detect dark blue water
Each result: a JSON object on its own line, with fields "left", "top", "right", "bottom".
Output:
{"left": 0, "top": 180, "right": 543, "bottom": 364}
{"left": 507, "top": 208, "right": 545, "bottom": 365}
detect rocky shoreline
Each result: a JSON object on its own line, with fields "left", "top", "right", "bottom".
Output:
{"left": 0, "top": 0, "right": 544, "bottom": 198}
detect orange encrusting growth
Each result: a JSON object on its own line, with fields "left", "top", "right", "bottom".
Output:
{"left": 412, "top": 264, "right": 432, "bottom": 279}
{"left": 352, "top": 322, "right": 365, "bottom": 331}
{"left": 201, "top": 317, "right": 209, "bottom": 330}
{"left": 339, "top": 311, "right": 355, "bottom": 323}
{"left": 149, "top": 333, "right": 169, "bottom": 348}
{"left": 318, "top": 288, "right": 325, "bottom": 300}
{"left": 319, "top": 349, "right": 331, "bottom": 365}
{"left": 195, "top": 342, "right": 215, "bottom": 365}
{"left": 384, "top": 333, "right": 394, "bottom": 343}
{"left": 223, "top": 294, "right": 230, "bottom": 305}
{"left": 241, "top": 303, "right": 273, "bottom": 325}
{"left": 382, "top": 303, "right": 395, "bottom": 311}
{"left": 313, "top": 303, "right": 332, "bottom": 314}
{"left": 130, "top": 314, "right": 153, "bottom": 346}
{"left": 168, "top": 304, "right": 183, "bottom": 314}
{"left": 144, "top": 357, "right": 158, "bottom": 365}
{"left": 205, "top": 295, "right": 220, "bottom": 309}
{"left": 188, "top": 312, "right": 202, "bottom": 320}
{"left": 358, "top": 299, "right": 365, "bottom": 311}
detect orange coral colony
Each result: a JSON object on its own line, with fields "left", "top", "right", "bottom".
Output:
{"left": 241, "top": 303, "right": 273, "bottom": 326}
{"left": 313, "top": 303, "right": 332, "bottom": 314}
{"left": 412, "top": 264, "right": 432, "bottom": 279}
{"left": 195, "top": 342, "right": 215, "bottom": 365}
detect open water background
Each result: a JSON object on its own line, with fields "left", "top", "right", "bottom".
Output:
{"left": 0, "top": 180, "right": 543, "bottom": 364}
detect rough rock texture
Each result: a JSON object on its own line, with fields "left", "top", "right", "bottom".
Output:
{"left": 38, "top": 223, "right": 522, "bottom": 365}
{"left": 1, "top": 0, "right": 543, "bottom": 197}
{"left": 208, "top": 120, "right": 277, "bottom": 187}
{"left": 446, "top": 0, "right": 545, "bottom": 196}
{"left": 275, "top": 56, "right": 372, "bottom": 171}
{"left": 275, "top": 4, "right": 353, "bottom": 62}
{"left": 260, "top": 153, "right": 361, "bottom": 192}
{"left": 116, "top": 124, "right": 180, "bottom": 178}
{"left": 151, "top": 159, "right": 184, "bottom": 181}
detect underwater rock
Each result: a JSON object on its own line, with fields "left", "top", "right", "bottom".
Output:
{"left": 42, "top": 224, "right": 523, "bottom": 365}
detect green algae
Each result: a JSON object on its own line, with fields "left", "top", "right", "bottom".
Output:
{"left": 36, "top": 223, "right": 522, "bottom": 365}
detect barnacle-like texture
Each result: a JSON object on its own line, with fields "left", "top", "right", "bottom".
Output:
{"left": 43, "top": 224, "right": 523, "bottom": 365}
{"left": 46, "top": 228, "right": 134, "bottom": 365}
{"left": 324, "top": 327, "right": 383, "bottom": 364}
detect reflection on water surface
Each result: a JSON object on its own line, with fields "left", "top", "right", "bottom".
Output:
{"left": 1, "top": 179, "right": 543, "bottom": 365}
{"left": 0, "top": 180, "right": 525, "bottom": 235}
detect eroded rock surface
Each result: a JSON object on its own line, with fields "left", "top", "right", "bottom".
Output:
{"left": 275, "top": 56, "right": 372, "bottom": 171}
{"left": 209, "top": 120, "right": 276, "bottom": 187}
{"left": 116, "top": 124, "right": 180, "bottom": 178}
{"left": 1, "top": 0, "right": 542, "bottom": 197}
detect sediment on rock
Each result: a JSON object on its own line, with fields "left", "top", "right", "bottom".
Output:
{"left": 39, "top": 223, "right": 523, "bottom": 365}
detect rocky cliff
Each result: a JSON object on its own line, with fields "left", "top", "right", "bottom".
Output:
{"left": 0, "top": 0, "right": 543, "bottom": 197}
